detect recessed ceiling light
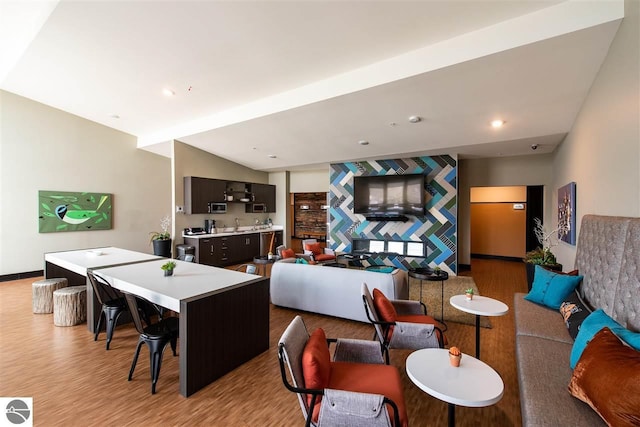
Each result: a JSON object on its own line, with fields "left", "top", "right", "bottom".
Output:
{"left": 162, "top": 88, "right": 175, "bottom": 97}
{"left": 408, "top": 116, "right": 422, "bottom": 123}
{"left": 491, "top": 119, "right": 505, "bottom": 128}
{"left": 358, "top": 140, "right": 369, "bottom": 146}
{"left": 268, "top": 154, "right": 277, "bottom": 159}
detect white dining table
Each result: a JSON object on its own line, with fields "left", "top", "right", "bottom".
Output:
{"left": 45, "top": 247, "right": 162, "bottom": 332}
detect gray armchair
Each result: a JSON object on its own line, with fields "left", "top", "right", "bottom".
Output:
{"left": 362, "top": 283, "right": 444, "bottom": 364}
{"left": 301, "top": 239, "right": 336, "bottom": 264}
{"left": 278, "top": 315, "right": 406, "bottom": 427}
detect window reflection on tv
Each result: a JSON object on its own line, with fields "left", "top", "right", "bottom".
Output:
{"left": 354, "top": 174, "right": 425, "bottom": 216}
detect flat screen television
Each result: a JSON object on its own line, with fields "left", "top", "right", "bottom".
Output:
{"left": 353, "top": 174, "right": 425, "bottom": 217}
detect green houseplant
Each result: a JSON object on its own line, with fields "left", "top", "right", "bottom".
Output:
{"left": 150, "top": 215, "right": 172, "bottom": 258}
{"left": 523, "top": 218, "right": 564, "bottom": 290}
{"left": 161, "top": 260, "right": 176, "bottom": 276}
{"left": 465, "top": 288, "right": 474, "bottom": 300}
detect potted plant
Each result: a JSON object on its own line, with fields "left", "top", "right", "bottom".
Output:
{"left": 150, "top": 215, "right": 172, "bottom": 258}
{"left": 449, "top": 346, "right": 462, "bottom": 367}
{"left": 433, "top": 266, "right": 442, "bottom": 276}
{"left": 523, "top": 218, "right": 564, "bottom": 290}
{"left": 161, "top": 260, "right": 176, "bottom": 277}
{"left": 465, "top": 288, "right": 474, "bottom": 300}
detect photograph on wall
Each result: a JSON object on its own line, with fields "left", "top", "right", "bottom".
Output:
{"left": 557, "top": 182, "right": 576, "bottom": 245}
{"left": 39, "top": 190, "right": 112, "bottom": 233}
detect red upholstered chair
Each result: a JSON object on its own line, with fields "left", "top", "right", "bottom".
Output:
{"left": 278, "top": 315, "right": 407, "bottom": 427}
{"left": 302, "top": 239, "right": 336, "bottom": 264}
{"left": 275, "top": 244, "right": 312, "bottom": 262}
{"left": 362, "top": 283, "right": 445, "bottom": 364}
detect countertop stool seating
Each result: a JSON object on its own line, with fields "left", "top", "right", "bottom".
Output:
{"left": 278, "top": 315, "right": 406, "bottom": 427}
{"left": 87, "top": 271, "right": 128, "bottom": 350}
{"left": 32, "top": 277, "right": 68, "bottom": 314}
{"left": 123, "top": 292, "right": 178, "bottom": 394}
{"left": 53, "top": 286, "right": 87, "bottom": 326}
{"left": 362, "top": 283, "right": 445, "bottom": 364}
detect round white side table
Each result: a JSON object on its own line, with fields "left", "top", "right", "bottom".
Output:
{"left": 450, "top": 294, "right": 508, "bottom": 358}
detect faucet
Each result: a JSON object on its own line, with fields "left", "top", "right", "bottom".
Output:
{"left": 235, "top": 217, "right": 240, "bottom": 231}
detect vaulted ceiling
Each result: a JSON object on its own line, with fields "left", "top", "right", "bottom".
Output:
{"left": 0, "top": 1, "right": 624, "bottom": 171}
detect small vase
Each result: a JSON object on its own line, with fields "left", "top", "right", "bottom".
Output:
{"left": 466, "top": 293, "right": 473, "bottom": 301}
{"left": 449, "top": 353, "right": 462, "bottom": 367}
{"left": 164, "top": 269, "right": 173, "bottom": 277}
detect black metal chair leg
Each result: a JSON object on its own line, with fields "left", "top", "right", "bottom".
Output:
{"left": 170, "top": 336, "right": 178, "bottom": 356}
{"left": 128, "top": 339, "right": 144, "bottom": 381}
{"left": 94, "top": 312, "right": 104, "bottom": 342}
{"left": 105, "top": 307, "right": 124, "bottom": 350}
{"left": 148, "top": 338, "right": 168, "bottom": 394}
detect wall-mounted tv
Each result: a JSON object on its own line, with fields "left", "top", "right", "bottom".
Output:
{"left": 353, "top": 174, "right": 425, "bottom": 217}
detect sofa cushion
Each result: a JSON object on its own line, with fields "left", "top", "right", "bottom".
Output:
{"left": 569, "top": 327, "right": 640, "bottom": 426}
{"left": 327, "top": 361, "right": 408, "bottom": 427}
{"left": 281, "top": 248, "right": 296, "bottom": 259}
{"left": 305, "top": 242, "right": 323, "bottom": 256}
{"left": 559, "top": 290, "right": 592, "bottom": 340}
{"left": 515, "top": 334, "right": 605, "bottom": 426}
{"left": 302, "top": 328, "right": 331, "bottom": 406}
{"left": 514, "top": 293, "right": 573, "bottom": 344}
{"left": 524, "top": 265, "right": 583, "bottom": 309}
{"left": 570, "top": 309, "right": 640, "bottom": 369}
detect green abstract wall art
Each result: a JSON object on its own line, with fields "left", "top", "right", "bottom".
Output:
{"left": 39, "top": 191, "right": 112, "bottom": 233}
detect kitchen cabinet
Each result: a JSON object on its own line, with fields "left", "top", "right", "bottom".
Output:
{"left": 184, "top": 177, "right": 226, "bottom": 214}
{"left": 247, "top": 183, "right": 276, "bottom": 213}
{"left": 185, "top": 233, "right": 260, "bottom": 267}
{"left": 184, "top": 237, "right": 218, "bottom": 266}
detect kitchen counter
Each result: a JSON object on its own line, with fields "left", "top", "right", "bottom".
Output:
{"left": 182, "top": 225, "right": 282, "bottom": 239}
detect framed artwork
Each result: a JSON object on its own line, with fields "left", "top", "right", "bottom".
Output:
{"left": 39, "top": 191, "right": 112, "bottom": 233}
{"left": 557, "top": 182, "right": 576, "bottom": 245}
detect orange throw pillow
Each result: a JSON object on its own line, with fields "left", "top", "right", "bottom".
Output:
{"left": 302, "top": 328, "right": 331, "bottom": 407}
{"left": 304, "top": 242, "right": 323, "bottom": 256}
{"left": 568, "top": 327, "right": 640, "bottom": 426}
{"left": 373, "top": 288, "right": 397, "bottom": 341}
{"left": 281, "top": 248, "right": 295, "bottom": 259}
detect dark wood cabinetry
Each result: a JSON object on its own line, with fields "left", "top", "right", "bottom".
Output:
{"left": 184, "top": 177, "right": 276, "bottom": 214}
{"left": 185, "top": 233, "right": 262, "bottom": 267}
{"left": 247, "top": 183, "right": 276, "bottom": 213}
{"left": 184, "top": 177, "right": 227, "bottom": 214}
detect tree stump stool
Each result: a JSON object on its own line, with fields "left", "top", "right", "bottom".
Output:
{"left": 32, "top": 278, "right": 68, "bottom": 314}
{"left": 53, "top": 286, "right": 87, "bottom": 326}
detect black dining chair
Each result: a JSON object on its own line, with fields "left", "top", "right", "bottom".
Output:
{"left": 87, "top": 271, "right": 129, "bottom": 350}
{"left": 122, "top": 292, "right": 179, "bottom": 394}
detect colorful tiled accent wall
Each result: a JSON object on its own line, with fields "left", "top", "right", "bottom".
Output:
{"left": 329, "top": 156, "right": 457, "bottom": 274}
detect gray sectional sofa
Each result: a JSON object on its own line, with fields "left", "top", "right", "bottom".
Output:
{"left": 514, "top": 215, "right": 640, "bottom": 426}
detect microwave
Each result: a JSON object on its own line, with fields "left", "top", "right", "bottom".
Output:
{"left": 208, "top": 202, "right": 227, "bottom": 214}
{"left": 251, "top": 203, "right": 266, "bottom": 213}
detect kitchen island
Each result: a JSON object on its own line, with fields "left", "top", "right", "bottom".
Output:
{"left": 94, "top": 259, "right": 269, "bottom": 397}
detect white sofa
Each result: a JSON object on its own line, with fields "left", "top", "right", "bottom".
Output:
{"left": 270, "top": 261, "right": 408, "bottom": 322}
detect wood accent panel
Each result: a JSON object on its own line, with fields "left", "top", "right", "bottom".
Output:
{"left": 471, "top": 203, "right": 526, "bottom": 258}
{"left": 293, "top": 192, "right": 327, "bottom": 239}
{"left": 180, "top": 277, "right": 270, "bottom": 397}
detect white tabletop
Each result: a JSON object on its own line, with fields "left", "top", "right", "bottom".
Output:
{"left": 93, "top": 259, "right": 260, "bottom": 312}
{"left": 406, "top": 348, "right": 504, "bottom": 407}
{"left": 45, "top": 247, "right": 161, "bottom": 276}
{"left": 449, "top": 295, "right": 509, "bottom": 317}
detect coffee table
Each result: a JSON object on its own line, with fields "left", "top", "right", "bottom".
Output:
{"left": 406, "top": 348, "right": 504, "bottom": 427}
{"left": 450, "top": 295, "right": 509, "bottom": 358}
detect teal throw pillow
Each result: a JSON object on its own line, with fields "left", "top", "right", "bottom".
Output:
{"left": 368, "top": 266, "right": 395, "bottom": 273}
{"left": 295, "top": 258, "right": 309, "bottom": 264}
{"left": 524, "top": 265, "right": 583, "bottom": 310}
{"left": 570, "top": 309, "right": 640, "bottom": 368}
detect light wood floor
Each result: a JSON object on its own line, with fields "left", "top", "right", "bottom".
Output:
{"left": 0, "top": 258, "right": 526, "bottom": 426}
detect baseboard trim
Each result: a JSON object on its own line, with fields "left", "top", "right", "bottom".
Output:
{"left": 0, "top": 270, "right": 44, "bottom": 282}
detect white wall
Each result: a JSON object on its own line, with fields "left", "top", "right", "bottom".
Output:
{"left": 289, "top": 169, "right": 330, "bottom": 193}
{"left": 552, "top": 0, "right": 640, "bottom": 269}
{"left": 0, "top": 90, "right": 171, "bottom": 276}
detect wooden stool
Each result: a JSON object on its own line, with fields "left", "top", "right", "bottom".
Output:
{"left": 53, "top": 286, "right": 87, "bottom": 326}
{"left": 32, "top": 278, "right": 68, "bottom": 313}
